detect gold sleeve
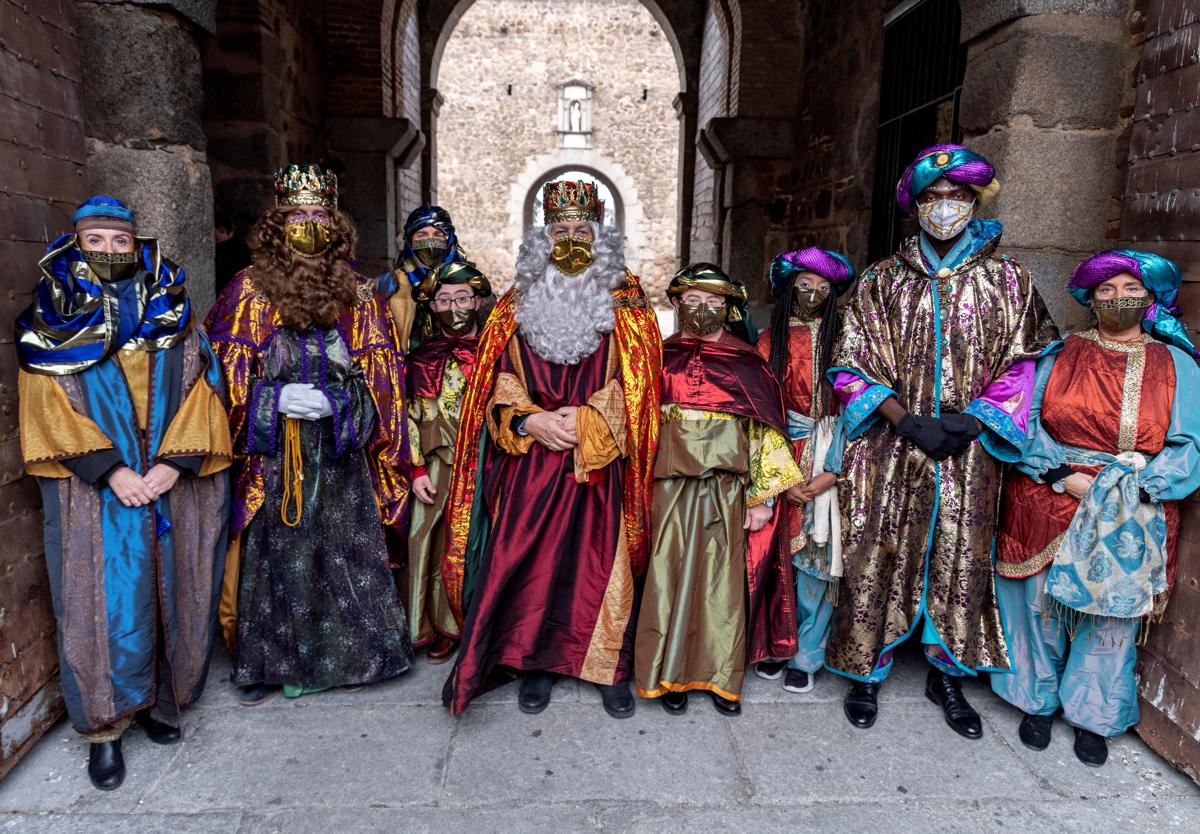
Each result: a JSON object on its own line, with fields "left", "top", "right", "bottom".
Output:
{"left": 18, "top": 369, "right": 113, "bottom": 479}
{"left": 157, "top": 377, "right": 234, "bottom": 477}
{"left": 407, "top": 413, "right": 424, "bottom": 468}
{"left": 387, "top": 276, "right": 416, "bottom": 350}
{"left": 746, "top": 420, "right": 805, "bottom": 507}
{"left": 573, "top": 378, "right": 627, "bottom": 481}
{"left": 486, "top": 371, "right": 542, "bottom": 456}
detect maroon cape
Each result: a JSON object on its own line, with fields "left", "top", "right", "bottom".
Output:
{"left": 406, "top": 334, "right": 480, "bottom": 399}
{"left": 660, "top": 332, "right": 797, "bottom": 663}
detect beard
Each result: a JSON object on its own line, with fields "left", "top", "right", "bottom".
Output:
{"left": 513, "top": 222, "right": 627, "bottom": 365}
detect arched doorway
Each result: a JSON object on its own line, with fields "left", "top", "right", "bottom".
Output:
{"left": 430, "top": 0, "right": 683, "bottom": 306}
{"left": 525, "top": 167, "right": 622, "bottom": 232}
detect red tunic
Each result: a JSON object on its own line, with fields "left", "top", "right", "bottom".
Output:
{"left": 997, "top": 334, "right": 1180, "bottom": 587}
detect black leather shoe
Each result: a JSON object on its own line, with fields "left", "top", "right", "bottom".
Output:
{"left": 518, "top": 671, "right": 554, "bottom": 714}
{"left": 1073, "top": 727, "right": 1108, "bottom": 767}
{"left": 710, "top": 692, "right": 741, "bottom": 716}
{"left": 1018, "top": 712, "right": 1053, "bottom": 751}
{"left": 596, "top": 682, "right": 635, "bottom": 719}
{"left": 661, "top": 690, "right": 688, "bottom": 715}
{"left": 843, "top": 682, "right": 879, "bottom": 729}
{"left": 87, "top": 739, "right": 125, "bottom": 791}
{"left": 925, "top": 669, "right": 982, "bottom": 739}
{"left": 238, "top": 683, "right": 281, "bottom": 706}
{"left": 135, "top": 710, "right": 181, "bottom": 745}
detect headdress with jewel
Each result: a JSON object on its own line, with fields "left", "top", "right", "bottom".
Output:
{"left": 274, "top": 163, "right": 338, "bottom": 209}
{"left": 769, "top": 247, "right": 856, "bottom": 299}
{"left": 668, "top": 262, "right": 757, "bottom": 343}
{"left": 415, "top": 260, "right": 492, "bottom": 305}
{"left": 1069, "top": 248, "right": 1198, "bottom": 359}
{"left": 895, "top": 143, "right": 999, "bottom": 215}
{"left": 542, "top": 179, "right": 603, "bottom": 223}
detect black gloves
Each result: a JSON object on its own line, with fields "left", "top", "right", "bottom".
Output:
{"left": 896, "top": 412, "right": 982, "bottom": 461}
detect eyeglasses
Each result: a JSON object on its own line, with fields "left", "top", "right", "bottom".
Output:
{"left": 430, "top": 295, "right": 475, "bottom": 311}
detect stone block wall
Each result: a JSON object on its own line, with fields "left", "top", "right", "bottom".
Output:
{"left": 689, "top": 0, "right": 731, "bottom": 265}
{"left": 0, "top": 0, "right": 88, "bottom": 777}
{"left": 77, "top": 0, "right": 217, "bottom": 313}
{"left": 436, "top": 0, "right": 680, "bottom": 303}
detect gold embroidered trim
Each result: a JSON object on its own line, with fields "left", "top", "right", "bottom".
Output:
{"left": 1076, "top": 329, "right": 1147, "bottom": 452}
{"left": 996, "top": 533, "right": 1063, "bottom": 579}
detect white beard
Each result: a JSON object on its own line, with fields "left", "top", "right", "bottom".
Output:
{"left": 513, "top": 223, "right": 627, "bottom": 366}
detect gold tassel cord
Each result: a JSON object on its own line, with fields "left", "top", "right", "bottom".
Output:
{"left": 281, "top": 418, "right": 304, "bottom": 528}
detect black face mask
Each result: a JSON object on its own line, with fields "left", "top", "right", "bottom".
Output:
{"left": 81, "top": 249, "right": 139, "bottom": 282}
{"left": 436, "top": 307, "right": 477, "bottom": 336}
{"left": 411, "top": 237, "right": 448, "bottom": 268}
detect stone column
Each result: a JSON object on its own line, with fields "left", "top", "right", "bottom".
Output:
{"left": 421, "top": 88, "right": 444, "bottom": 205}
{"left": 674, "top": 90, "right": 698, "bottom": 269}
{"left": 327, "top": 117, "right": 423, "bottom": 277}
{"left": 75, "top": 0, "right": 218, "bottom": 312}
{"left": 959, "top": 0, "right": 1135, "bottom": 331}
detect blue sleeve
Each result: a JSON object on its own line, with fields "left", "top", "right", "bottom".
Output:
{"left": 822, "top": 413, "right": 848, "bottom": 475}
{"left": 1140, "top": 346, "right": 1200, "bottom": 502}
{"left": 1014, "top": 351, "right": 1067, "bottom": 480}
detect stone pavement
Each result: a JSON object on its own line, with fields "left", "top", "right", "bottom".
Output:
{"left": 2, "top": 646, "right": 1198, "bottom": 833}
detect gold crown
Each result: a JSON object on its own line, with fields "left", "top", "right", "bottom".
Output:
{"left": 543, "top": 179, "right": 602, "bottom": 223}
{"left": 275, "top": 163, "right": 338, "bottom": 209}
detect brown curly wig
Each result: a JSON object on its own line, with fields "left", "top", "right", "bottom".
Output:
{"left": 247, "top": 206, "right": 361, "bottom": 331}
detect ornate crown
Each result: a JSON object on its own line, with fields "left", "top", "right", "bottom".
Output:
{"left": 543, "top": 179, "right": 602, "bottom": 223}
{"left": 275, "top": 163, "right": 338, "bottom": 209}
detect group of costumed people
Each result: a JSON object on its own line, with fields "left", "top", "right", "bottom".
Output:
{"left": 16, "top": 146, "right": 1200, "bottom": 793}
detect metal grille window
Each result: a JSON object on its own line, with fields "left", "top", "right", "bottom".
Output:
{"left": 868, "top": 0, "right": 967, "bottom": 260}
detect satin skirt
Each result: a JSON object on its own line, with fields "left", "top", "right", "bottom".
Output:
{"left": 407, "top": 451, "right": 459, "bottom": 644}
{"left": 634, "top": 472, "right": 747, "bottom": 701}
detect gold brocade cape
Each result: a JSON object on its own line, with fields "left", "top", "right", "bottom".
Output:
{"left": 441, "top": 271, "right": 662, "bottom": 624}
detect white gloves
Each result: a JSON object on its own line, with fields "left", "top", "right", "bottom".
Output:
{"left": 278, "top": 383, "right": 333, "bottom": 420}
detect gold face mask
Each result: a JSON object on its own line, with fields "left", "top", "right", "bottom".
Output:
{"left": 81, "top": 249, "right": 139, "bottom": 282}
{"left": 411, "top": 236, "right": 448, "bottom": 268}
{"left": 792, "top": 286, "right": 830, "bottom": 320}
{"left": 1093, "top": 296, "right": 1150, "bottom": 333}
{"left": 436, "top": 307, "right": 477, "bottom": 336}
{"left": 678, "top": 303, "right": 725, "bottom": 337}
{"left": 550, "top": 236, "right": 594, "bottom": 276}
{"left": 285, "top": 219, "right": 333, "bottom": 258}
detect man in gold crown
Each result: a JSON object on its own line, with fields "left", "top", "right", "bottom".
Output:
{"left": 441, "top": 179, "right": 662, "bottom": 717}
{"left": 204, "top": 163, "right": 413, "bottom": 706}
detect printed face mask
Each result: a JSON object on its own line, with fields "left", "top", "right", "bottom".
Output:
{"left": 678, "top": 303, "right": 725, "bottom": 337}
{"left": 1093, "top": 296, "right": 1150, "bottom": 333}
{"left": 550, "top": 236, "right": 594, "bottom": 276}
{"left": 436, "top": 307, "right": 477, "bottom": 336}
{"left": 285, "top": 218, "right": 333, "bottom": 257}
{"left": 411, "top": 236, "right": 448, "bottom": 267}
{"left": 917, "top": 198, "right": 975, "bottom": 241}
{"left": 792, "top": 286, "right": 830, "bottom": 319}
{"left": 81, "top": 249, "right": 138, "bottom": 282}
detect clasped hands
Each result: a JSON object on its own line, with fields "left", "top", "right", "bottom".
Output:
{"left": 523, "top": 407, "right": 579, "bottom": 452}
{"left": 895, "top": 412, "right": 981, "bottom": 461}
{"left": 278, "top": 383, "right": 333, "bottom": 421}
{"left": 107, "top": 463, "right": 179, "bottom": 508}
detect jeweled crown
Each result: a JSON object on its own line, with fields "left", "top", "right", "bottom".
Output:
{"left": 542, "top": 179, "right": 602, "bottom": 223}
{"left": 275, "top": 163, "right": 338, "bottom": 209}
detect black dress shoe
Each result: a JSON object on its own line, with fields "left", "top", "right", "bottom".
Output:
{"left": 1018, "top": 712, "right": 1053, "bottom": 751}
{"left": 925, "top": 669, "right": 982, "bottom": 739}
{"left": 87, "top": 739, "right": 125, "bottom": 791}
{"left": 660, "top": 690, "right": 688, "bottom": 715}
{"left": 710, "top": 692, "right": 741, "bottom": 716}
{"left": 843, "top": 681, "right": 879, "bottom": 729}
{"left": 596, "top": 682, "right": 635, "bottom": 719}
{"left": 1073, "top": 727, "right": 1108, "bottom": 767}
{"left": 754, "top": 660, "right": 787, "bottom": 680}
{"left": 238, "top": 683, "right": 281, "bottom": 706}
{"left": 135, "top": 710, "right": 181, "bottom": 745}
{"left": 518, "top": 671, "right": 554, "bottom": 714}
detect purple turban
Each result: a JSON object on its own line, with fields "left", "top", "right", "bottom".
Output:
{"left": 769, "top": 247, "right": 856, "bottom": 299}
{"left": 895, "top": 144, "right": 1000, "bottom": 215}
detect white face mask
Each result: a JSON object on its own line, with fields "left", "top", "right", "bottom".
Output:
{"left": 917, "top": 198, "right": 975, "bottom": 241}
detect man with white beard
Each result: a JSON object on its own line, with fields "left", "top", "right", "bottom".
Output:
{"left": 440, "top": 179, "right": 662, "bottom": 717}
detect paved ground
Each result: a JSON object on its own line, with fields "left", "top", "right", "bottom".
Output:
{"left": 2, "top": 644, "right": 1197, "bottom": 833}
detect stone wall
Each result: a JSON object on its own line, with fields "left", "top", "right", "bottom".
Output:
{"left": 0, "top": 0, "right": 88, "bottom": 777}
{"left": 435, "top": 0, "right": 680, "bottom": 304}
{"left": 689, "top": 0, "right": 731, "bottom": 265}
{"left": 78, "top": 0, "right": 217, "bottom": 313}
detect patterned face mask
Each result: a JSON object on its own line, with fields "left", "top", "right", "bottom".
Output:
{"left": 285, "top": 218, "right": 333, "bottom": 257}
{"left": 436, "top": 307, "right": 477, "bottom": 336}
{"left": 550, "top": 236, "right": 594, "bottom": 276}
{"left": 1093, "top": 296, "right": 1150, "bottom": 332}
{"left": 678, "top": 303, "right": 725, "bottom": 337}
{"left": 792, "top": 286, "right": 830, "bottom": 319}
{"left": 81, "top": 249, "right": 138, "bottom": 282}
{"left": 411, "top": 236, "right": 448, "bottom": 267}
{"left": 917, "top": 198, "right": 974, "bottom": 241}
